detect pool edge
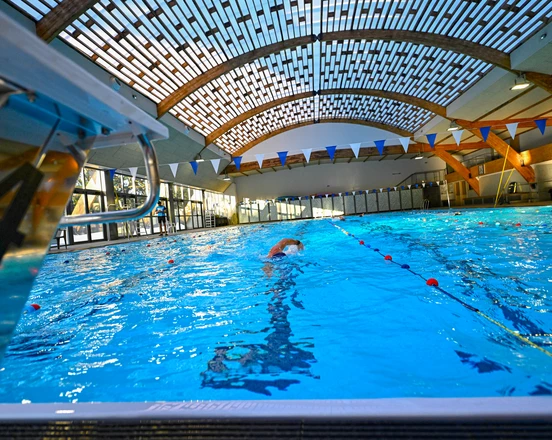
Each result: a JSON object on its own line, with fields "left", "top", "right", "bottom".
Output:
{"left": 1, "top": 397, "right": 552, "bottom": 421}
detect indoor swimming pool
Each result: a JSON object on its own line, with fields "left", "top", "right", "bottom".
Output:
{"left": 1, "top": 207, "right": 551, "bottom": 403}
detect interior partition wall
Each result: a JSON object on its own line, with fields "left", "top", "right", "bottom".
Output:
{"left": 237, "top": 188, "right": 427, "bottom": 224}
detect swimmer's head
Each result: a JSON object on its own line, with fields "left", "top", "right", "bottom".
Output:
{"left": 293, "top": 240, "right": 304, "bottom": 252}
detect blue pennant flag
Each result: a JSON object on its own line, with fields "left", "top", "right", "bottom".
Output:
{"left": 426, "top": 133, "right": 437, "bottom": 149}
{"left": 326, "top": 145, "right": 337, "bottom": 161}
{"left": 374, "top": 139, "right": 386, "bottom": 155}
{"left": 189, "top": 161, "right": 198, "bottom": 175}
{"left": 479, "top": 126, "right": 491, "bottom": 142}
{"left": 535, "top": 119, "right": 547, "bottom": 135}
{"left": 277, "top": 151, "right": 288, "bottom": 166}
{"left": 233, "top": 156, "right": 242, "bottom": 171}
{"left": 401, "top": 186, "right": 405, "bottom": 190}
{"left": 108, "top": 169, "right": 116, "bottom": 180}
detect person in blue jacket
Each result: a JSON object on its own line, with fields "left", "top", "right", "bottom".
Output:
{"left": 155, "top": 201, "right": 168, "bottom": 236}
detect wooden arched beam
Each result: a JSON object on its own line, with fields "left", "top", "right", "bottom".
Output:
{"left": 157, "top": 29, "right": 552, "bottom": 118}
{"left": 231, "top": 119, "right": 412, "bottom": 157}
{"left": 205, "top": 88, "right": 446, "bottom": 146}
{"left": 36, "top": 0, "right": 99, "bottom": 43}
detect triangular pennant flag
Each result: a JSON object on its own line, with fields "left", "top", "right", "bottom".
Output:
{"left": 255, "top": 154, "right": 264, "bottom": 168}
{"left": 535, "top": 119, "right": 547, "bottom": 135}
{"left": 211, "top": 158, "right": 221, "bottom": 173}
{"left": 108, "top": 169, "right": 116, "bottom": 180}
{"left": 326, "top": 145, "right": 337, "bottom": 161}
{"left": 169, "top": 163, "right": 179, "bottom": 178}
{"left": 452, "top": 129, "right": 464, "bottom": 146}
{"left": 128, "top": 167, "right": 138, "bottom": 179}
{"left": 479, "top": 126, "right": 491, "bottom": 142}
{"left": 350, "top": 143, "right": 361, "bottom": 158}
{"left": 506, "top": 122, "right": 518, "bottom": 139}
{"left": 399, "top": 137, "right": 410, "bottom": 153}
{"left": 233, "top": 156, "right": 242, "bottom": 171}
{"left": 426, "top": 133, "right": 437, "bottom": 149}
{"left": 302, "top": 148, "right": 312, "bottom": 163}
{"left": 189, "top": 161, "right": 198, "bottom": 175}
{"left": 374, "top": 140, "right": 385, "bottom": 155}
{"left": 277, "top": 151, "right": 288, "bottom": 166}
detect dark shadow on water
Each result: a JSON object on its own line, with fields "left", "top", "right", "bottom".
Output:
{"left": 201, "top": 261, "right": 317, "bottom": 396}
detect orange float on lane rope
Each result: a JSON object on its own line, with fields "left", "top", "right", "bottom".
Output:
{"left": 426, "top": 278, "right": 439, "bottom": 287}
{"left": 384, "top": 255, "right": 392, "bottom": 261}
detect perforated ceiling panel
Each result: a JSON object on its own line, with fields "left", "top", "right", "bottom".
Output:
{"left": 6, "top": 0, "right": 552, "bottom": 154}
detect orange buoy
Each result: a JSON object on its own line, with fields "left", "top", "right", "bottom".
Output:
{"left": 359, "top": 240, "right": 365, "bottom": 245}
{"left": 168, "top": 259, "right": 175, "bottom": 264}
{"left": 515, "top": 223, "right": 521, "bottom": 227}
{"left": 147, "top": 244, "right": 151, "bottom": 247}
{"left": 30, "top": 304, "right": 41, "bottom": 311}
{"left": 106, "top": 252, "right": 110, "bottom": 256}
{"left": 384, "top": 255, "right": 392, "bottom": 261}
{"left": 426, "top": 278, "right": 439, "bottom": 287}
{"left": 478, "top": 221, "right": 483, "bottom": 225}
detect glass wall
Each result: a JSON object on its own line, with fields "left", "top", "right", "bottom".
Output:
{"left": 60, "top": 166, "right": 231, "bottom": 247}
{"left": 66, "top": 168, "right": 107, "bottom": 243}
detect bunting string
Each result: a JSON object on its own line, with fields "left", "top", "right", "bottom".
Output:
{"left": 117, "top": 117, "right": 548, "bottom": 176}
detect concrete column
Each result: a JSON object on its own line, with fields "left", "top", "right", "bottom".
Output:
{"left": 168, "top": 183, "right": 176, "bottom": 225}
{"left": 104, "top": 170, "right": 118, "bottom": 241}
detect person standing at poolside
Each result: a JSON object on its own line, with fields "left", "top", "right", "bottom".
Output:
{"left": 155, "top": 201, "right": 168, "bottom": 236}
{"left": 267, "top": 238, "right": 304, "bottom": 259}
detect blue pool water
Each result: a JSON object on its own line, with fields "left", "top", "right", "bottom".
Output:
{"left": 1, "top": 207, "right": 552, "bottom": 403}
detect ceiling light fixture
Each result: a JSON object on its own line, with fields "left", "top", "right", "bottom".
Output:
{"left": 223, "top": 174, "right": 231, "bottom": 181}
{"left": 510, "top": 73, "right": 530, "bottom": 91}
{"left": 540, "top": 33, "right": 547, "bottom": 40}
{"left": 195, "top": 153, "right": 205, "bottom": 163}
{"left": 447, "top": 120, "right": 460, "bottom": 131}
{"left": 414, "top": 153, "right": 424, "bottom": 160}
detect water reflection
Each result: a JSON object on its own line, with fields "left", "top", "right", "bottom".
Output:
{"left": 201, "top": 261, "right": 317, "bottom": 396}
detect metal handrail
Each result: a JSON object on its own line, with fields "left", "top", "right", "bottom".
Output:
{"left": 59, "top": 134, "right": 160, "bottom": 227}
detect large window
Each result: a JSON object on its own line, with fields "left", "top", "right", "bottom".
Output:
{"left": 62, "top": 167, "right": 229, "bottom": 246}
{"left": 66, "top": 168, "right": 107, "bottom": 243}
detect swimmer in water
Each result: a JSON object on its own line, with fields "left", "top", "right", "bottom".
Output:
{"left": 267, "top": 238, "right": 304, "bottom": 259}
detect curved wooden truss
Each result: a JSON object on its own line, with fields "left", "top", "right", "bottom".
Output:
{"left": 232, "top": 118, "right": 413, "bottom": 158}
{"left": 206, "top": 89, "right": 446, "bottom": 146}
{"left": 158, "top": 29, "right": 551, "bottom": 118}
{"left": 36, "top": 0, "right": 99, "bottom": 43}
{"left": 225, "top": 141, "right": 491, "bottom": 175}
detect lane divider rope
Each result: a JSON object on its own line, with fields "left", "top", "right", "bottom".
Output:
{"left": 326, "top": 220, "right": 552, "bottom": 358}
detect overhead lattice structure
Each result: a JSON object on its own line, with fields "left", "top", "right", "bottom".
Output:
{"left": 8, "top": 0, "right": 552, "bottom": 155}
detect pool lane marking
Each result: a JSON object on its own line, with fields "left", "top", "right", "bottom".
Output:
{"left": 326, "top": 220, "right": 552, "bottom": 359}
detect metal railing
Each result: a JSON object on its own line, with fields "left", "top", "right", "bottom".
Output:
{"left": 395, "top": 169, "right": 446, "bottom": 187}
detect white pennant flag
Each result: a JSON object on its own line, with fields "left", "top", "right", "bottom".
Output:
{"left": 394, "top": 187, "right": 397, "bottom": 191}
{"left": 379, "top": 188, "right": 383, "bottom": 192}
{"left": 422, "top": 183, "right": 426, "bottom": 188}
{"left": 408, "top": 184, "right": 412, "bottom": 189}
{"left": 255, "top": 154, "right": 264, "bottom": 168}
{"left": 128, "top": 167, "right": 138, "bottom": 179}
{"left": 302, "top": 148, "right": 312, "bottom": 163}
{"left": 211, "top": 158, "right": 221, "bottom": 173}
{"left": 452, "top": 129, "right": 464, "bottom": 146}
{"left": 399, "top": 137, "right": 410, "bottom": 153}
{"left": 350, "top": 143, "right": 361, "bottom": 158}
{"left": 169, "top": 163, "right": 179, "bottom": 178}
{"left": 506, "top": 122, "right": 519, "bottom": 139}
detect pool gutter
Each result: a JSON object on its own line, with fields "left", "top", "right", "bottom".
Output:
{"left": 1, "top": 397, "right": 551, "bottom": 421}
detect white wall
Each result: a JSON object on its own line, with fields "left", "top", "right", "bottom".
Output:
{"left": 235, "top": 157, "right": 444, "bottom": 200}
{"left": 246, "top": 123, "right": 409, "bottom": 158}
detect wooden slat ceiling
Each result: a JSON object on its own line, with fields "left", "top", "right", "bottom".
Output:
{"left": 9, "top": 0, "right": 552, "bottom": 154}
